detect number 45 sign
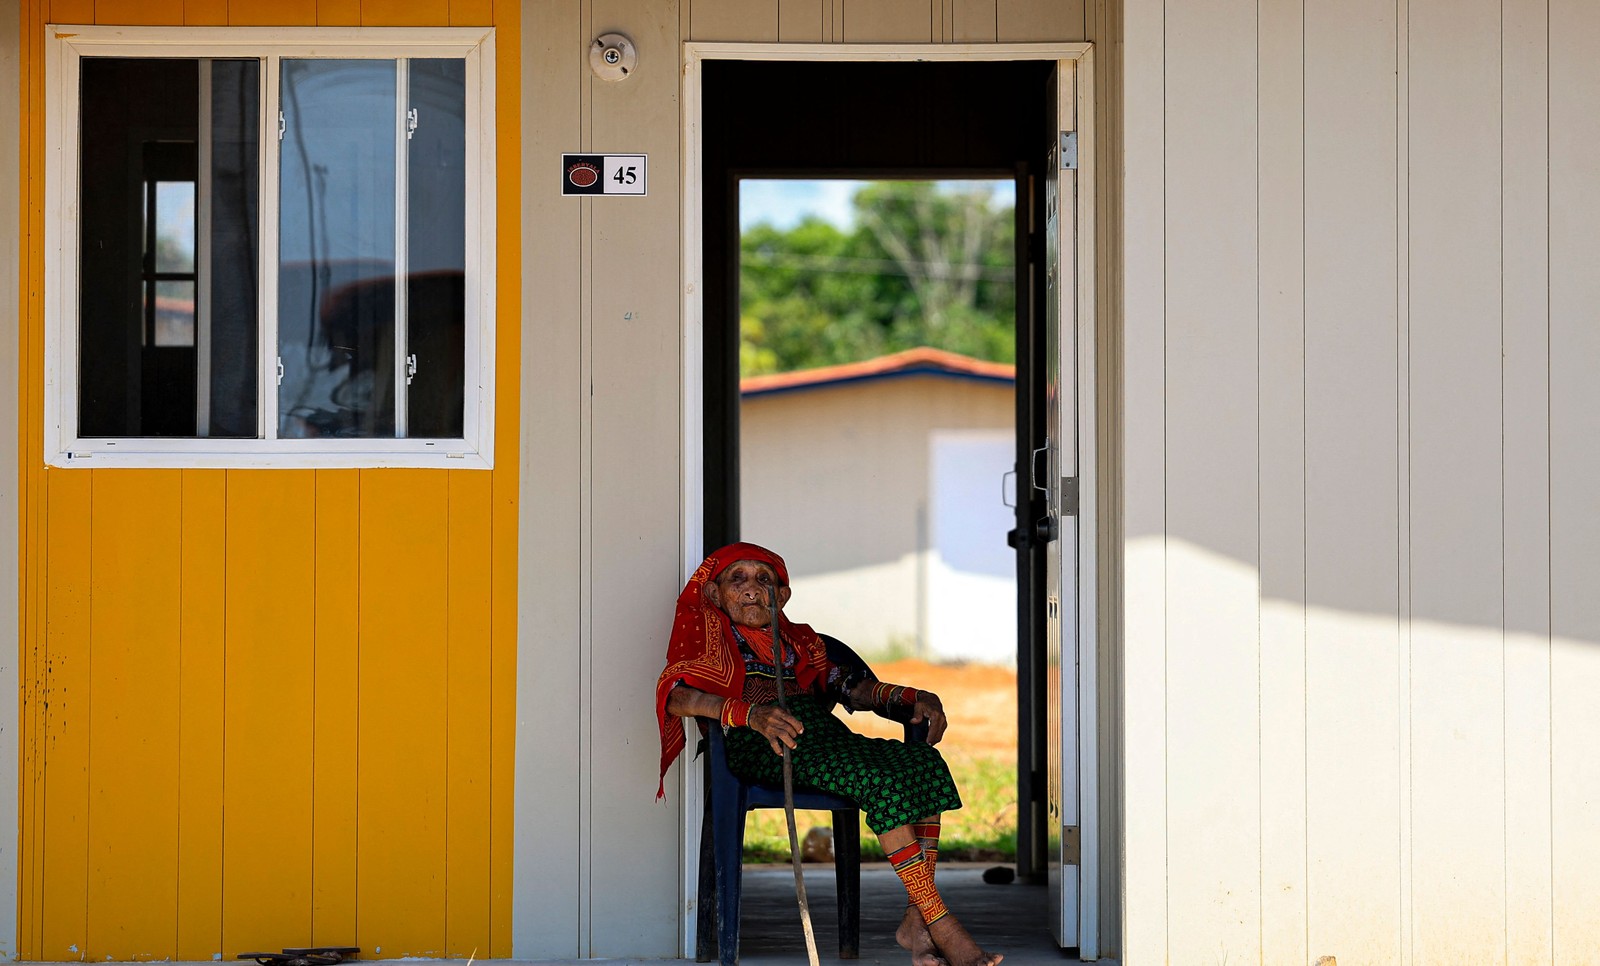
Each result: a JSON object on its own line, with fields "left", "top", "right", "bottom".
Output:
{"left": 562, "top": 154, "right": 647, "bottom": 196}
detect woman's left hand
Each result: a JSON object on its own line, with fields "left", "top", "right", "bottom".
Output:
{"left": 910, "top": 691, "right": 948, "bottom": 745}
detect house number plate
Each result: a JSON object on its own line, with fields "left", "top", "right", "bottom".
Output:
{"left": 562, "top": 153, "right": 647, "bottom": 196}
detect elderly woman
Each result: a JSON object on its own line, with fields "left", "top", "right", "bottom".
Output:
{"left": 656, "top": 542, "right": 1002, "bottom": 966}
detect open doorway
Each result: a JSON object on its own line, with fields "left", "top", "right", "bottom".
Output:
{"left": 688, "top": 50, "right": 1097, "bottom": 958}
{"left": 735, "top": 177, "right": 1023, "bottom": 870}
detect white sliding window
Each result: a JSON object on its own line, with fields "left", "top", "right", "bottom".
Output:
{"left": 44, "top": 26, "right": 496, "bottom": 468}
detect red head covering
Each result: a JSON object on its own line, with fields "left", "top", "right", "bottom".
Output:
{"left": 655, "top": 541, "right": 829, "bottom": 798}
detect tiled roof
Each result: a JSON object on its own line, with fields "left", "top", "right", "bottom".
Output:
{"left": 739, "top": 346, "right": 1015, "bottom": 398}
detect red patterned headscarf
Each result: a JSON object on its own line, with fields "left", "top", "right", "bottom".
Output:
{"left": 655, "top": 542, "right": 828, "bottom": 799}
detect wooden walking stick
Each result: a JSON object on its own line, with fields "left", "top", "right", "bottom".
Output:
{"left": 770, "top": 587, "right": 821, "bottom": 966}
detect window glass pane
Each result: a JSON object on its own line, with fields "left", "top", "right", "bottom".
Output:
{"left": 205, "top": 58, "right": 260, "bottom": 438}
{"left": 155, "top": 181, "right": 195, "bottom": 273}
{"left": 278, "top": 58, "right": 397, "bottom": 439}
{"left": 79, "top": 58, "right": 257, "bottom": 438}
{"left": 405, "top": 58, "right": 466, "bottom": 439}
{"left": 153, "top": 280, "right": 196, "bottom": 346}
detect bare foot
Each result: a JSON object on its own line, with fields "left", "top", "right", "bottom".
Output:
{"left": 926, "top": 912, "right": 1003, "bottom": 966}
{"left": 896, "top": 906, "right": 948, "bottom": 966}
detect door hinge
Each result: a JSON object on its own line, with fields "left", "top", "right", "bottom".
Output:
{"left": 1061, "top": 476, "right": 1079, "bottom": 517}
{"left": 405, "top": 353, "right": 419, "bottom": 385}
{"left": 277, "top": 111, "right": 286, "bottom": 141}
{"left": 406, "top": 107, "right": 419, "bottom": 140}
{"left": 1061, "top": 825, "right": 1081, "bottom": 865}
{"left": 1060, "top": 131, "right": 1078, "bottom": 170}
{"left": 275, "top": 356, "right": 285, "bottom": 386}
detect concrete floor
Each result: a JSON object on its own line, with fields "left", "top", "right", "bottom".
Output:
{"left": 735, "top": 863, "right": 1092, "bottom": 966}
{"left": 96, "top": 866, "right": 1099, "bottom": 966}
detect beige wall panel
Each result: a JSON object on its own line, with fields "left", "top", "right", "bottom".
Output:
{"left": 1548, "top": 0, "right": 1600, "bottom": 959}
{"left": 1082, "top": 0, "right": 1121, "bottom": 948}
{"left": 585, "top": 0, "right": 684, "bottom": 956}
{"left": 1256, "top": 0, "right": 1308, "bottom": 960}
{"left": 840, "top": 0, "right": 932, "bottom": 42}
{"left": 1500, "top": 0, "right": 1555, "bottom": 958}
{"left": 1393, "top": 9, "right": 1415, "bottom": 956}
{"left": 514, "top": 0, "right": 585, "bottom": 957}
{"left": 950, "top": 0, "right": 994, "bottom": 42}
{"left": 1405, "top": 0, "right": 1508, "bottom": 958}
{"left": 996, "top": 0, "right": 1082, "bottom": 42}
{"left": 689, "top": 0, "right": 778, "bottom": 41}
{"left": 1160, "top": 0, "right": 1261, "bottom": 960}
{"left": 1302, "top": 0, "right": 1403, "bottom": 961}
{"left": 1117, "top": 0, "right": 1167, "bottom": 958}
{"left": 777, "top": 0, "right": 824, "bottom": 42}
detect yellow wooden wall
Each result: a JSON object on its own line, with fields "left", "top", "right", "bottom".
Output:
{"left": 17, "top": 1, "right": 519, "bottom": 960}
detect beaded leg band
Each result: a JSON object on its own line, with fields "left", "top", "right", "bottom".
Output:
{"left": 912, "top": 820, "right": 941, "bottom": 872}
{"left": 888, "top": 842, "right": 949, "bottom": 926}
{"left": 906, "top": 820, "right": 942, "bottom": 908}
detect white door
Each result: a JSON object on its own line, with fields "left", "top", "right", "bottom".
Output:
{"left": 1044, "top": 57, "right": 1098, "bottom": 958}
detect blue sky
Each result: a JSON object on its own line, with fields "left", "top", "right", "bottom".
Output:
{"left": 739, "top": 178, "right": 1016, "bottom": 231}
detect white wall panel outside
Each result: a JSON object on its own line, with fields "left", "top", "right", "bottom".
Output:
{"left": 1500, "top": 0, "right": 1553, "bottom": 961}
{"left": 1548, "top": 1, "right": 1600, "bottom": 962}
{"left": 1160, "top": 0, "right": 1260, "bottom": 960}
{"left": 1122, "top": 0, "right": 1600, "bottom": 960}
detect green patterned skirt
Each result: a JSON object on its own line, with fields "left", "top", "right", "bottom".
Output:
{"left": 724, "top": 694, "right": 962, "bottom": 834}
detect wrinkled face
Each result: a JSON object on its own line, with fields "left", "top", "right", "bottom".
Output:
{"left": 703, "top": 559, "right": 792, "bottom": 628}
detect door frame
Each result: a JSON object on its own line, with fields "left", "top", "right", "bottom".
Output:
{"left": 678, "top": 40, "right": 1098, "bottom": 959}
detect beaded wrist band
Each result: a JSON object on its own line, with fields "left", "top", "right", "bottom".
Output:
{"left": 870, "top": 682, "right": 919, "bottom": 710}
{"left": 719, "top": 697, "right": 752, "bottom": 728}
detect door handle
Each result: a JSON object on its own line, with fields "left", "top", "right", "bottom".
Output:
{"left": 1031, "top": 437, "right": 1051, "bottom": 495}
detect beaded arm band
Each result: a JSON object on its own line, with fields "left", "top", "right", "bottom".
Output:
{"left": 869, "top": 681, "right": 919, "bottom": 711}
{"left": 719, "top": 697, "right": 752, "bottom": 728}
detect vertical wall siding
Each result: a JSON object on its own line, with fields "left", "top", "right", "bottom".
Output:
{"left": 513, "top": 0, "right": 582, "bottom": 957}
{"left": 688, "top": 0, "right": 1087, "bottom": 44}
{"left": 1548, "top": 0, "right": 1600, "bottom": 961}
{"left": 1123, "top": 0, "right": 1599, "bottom": 960}
{"left": 508, "top": 0, "right": 1112, "bottom": 959}
{"left": 1254, "top": 0, "right": 1306, "bottom": 960}
{"left": 1500, "top": 0, "right": 1552, "bottom": 961}
{"left": 17, "top": 1, "right": 521, "bottom": 960}
{"left": 1407, "top": 0, "right": 1506, "bottom": 957}
{"left": 1161, "top": 0, "right": 1259, "bottom": 961}
{"left": 0, "top": 1, "right": 18, "bottom": 959}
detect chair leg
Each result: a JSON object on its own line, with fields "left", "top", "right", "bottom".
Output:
{"left": 833, "top": 809, "right": 861, "bottom": 959}
{"left": 696, "top": 799, "right": 718, "bottom": 962}
{"left": 712, "top": 802, "right": 747, "bottom": 966}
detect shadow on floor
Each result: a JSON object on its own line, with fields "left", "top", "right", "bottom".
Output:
{"left": 735, "top": 863, "right": 1080, "bottom": 966}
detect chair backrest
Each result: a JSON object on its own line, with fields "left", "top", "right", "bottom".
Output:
{"left": 821, "top": 634, "right": 928, "bottom": 738}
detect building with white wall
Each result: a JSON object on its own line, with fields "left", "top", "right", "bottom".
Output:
{"left": 741, "top": 347, "right": 1017, "bottom": 665}
{"left": 2, "top": 0, "right": 1597, "bottom": 963}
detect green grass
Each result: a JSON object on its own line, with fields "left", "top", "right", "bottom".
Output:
{"left": 742, "top": 753, "right": 1017, "bottom": 864}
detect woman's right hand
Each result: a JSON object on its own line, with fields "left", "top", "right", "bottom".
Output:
{"left": 748, "top": 704, "right": 804, "bottom": 755}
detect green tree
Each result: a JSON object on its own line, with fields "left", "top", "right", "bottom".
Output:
{"left": 740, "top": 182, "right": 1015, "bottom": 375}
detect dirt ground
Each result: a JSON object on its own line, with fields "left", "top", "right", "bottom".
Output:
{"left": 838, "top": 658, "right": 1017, "bottom": 758}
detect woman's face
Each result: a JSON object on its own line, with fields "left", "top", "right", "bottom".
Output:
{"left": 703, "top": 559, "right": 792, "bottom": 628}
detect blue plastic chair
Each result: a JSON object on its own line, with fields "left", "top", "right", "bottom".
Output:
{"left": 694, "top": 635, "right": 925, "bottom": 966}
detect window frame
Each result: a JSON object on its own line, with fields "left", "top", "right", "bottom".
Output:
{"left": 44, "top": 25, "right": 497, "bottom": 469}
